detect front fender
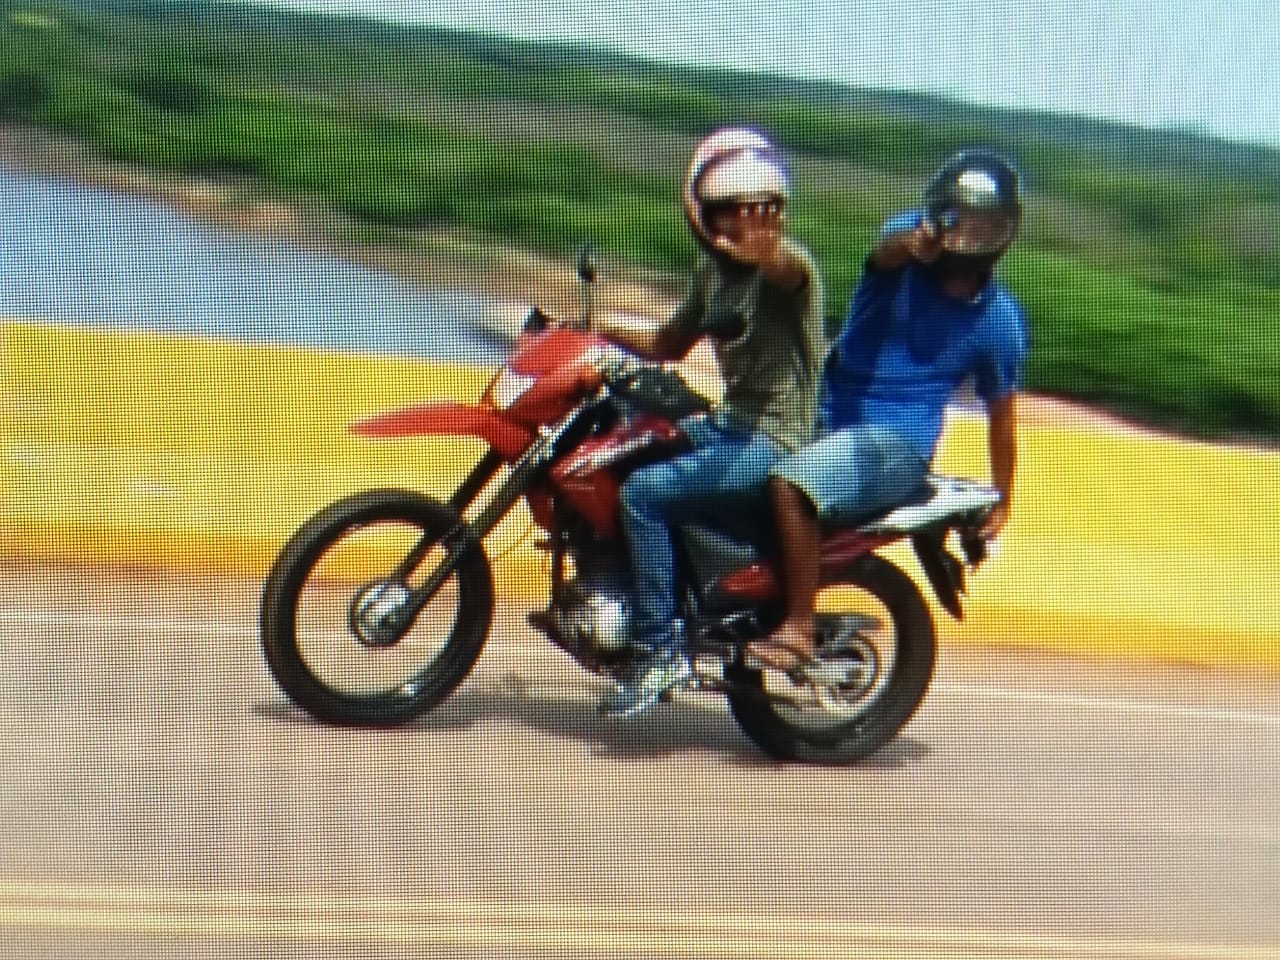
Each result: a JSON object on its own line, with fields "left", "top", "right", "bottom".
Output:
{"left": 349, "top": 402, "right": 533, "bottom": 461}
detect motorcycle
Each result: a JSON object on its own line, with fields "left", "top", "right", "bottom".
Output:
{"left": 260, "top": 248, "right": 1000, "bottom": 763}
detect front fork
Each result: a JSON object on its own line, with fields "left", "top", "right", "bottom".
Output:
{"left": 447, "top": 448, "right": 504, "bottom": 514}
{"left": 380, "top": 400, "right": 599, "bottom": 634}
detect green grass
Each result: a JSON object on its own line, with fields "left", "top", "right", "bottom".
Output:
{"left": 3, "top": 0, "right": 1280, "bottom": 443}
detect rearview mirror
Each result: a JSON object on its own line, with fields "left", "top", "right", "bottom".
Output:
{"left": 577, "top": 242, "right": 597, "bottom": 284}
{"left": 523, "top": 306, "right": 552, "bottom": 333}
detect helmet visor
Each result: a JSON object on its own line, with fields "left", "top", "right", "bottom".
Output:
{"left": 936, "top": 208, "right": 1018, "bottom": 255}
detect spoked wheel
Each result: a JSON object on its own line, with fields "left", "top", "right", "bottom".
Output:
{"left": 725, "top": 553, "right": 935, "bottom": 764}
{"left": 261, "top": 489, "right": 494, "bottom": 725}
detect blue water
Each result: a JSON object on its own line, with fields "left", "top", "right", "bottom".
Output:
{"left": 0, "top": 168, "right": 512, "bottom": 363}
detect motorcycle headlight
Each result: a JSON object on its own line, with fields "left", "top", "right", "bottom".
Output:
{"left": 483, "top": 367, "right": 537, "bottom": 410}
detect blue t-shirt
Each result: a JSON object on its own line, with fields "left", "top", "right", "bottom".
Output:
{"left": 822, "top": 210, "right": 1029, "bottom": 462}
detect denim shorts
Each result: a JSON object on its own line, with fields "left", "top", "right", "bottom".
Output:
{"left": 769, "top": 424, "right": 929, "bottom": 525}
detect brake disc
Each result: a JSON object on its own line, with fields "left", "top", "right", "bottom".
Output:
{"left": 810, "top": 632, "right": 880, "bottom": 715}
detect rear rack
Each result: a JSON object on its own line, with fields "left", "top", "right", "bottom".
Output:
{"left": 857, "top": 475, "right": 1001, "bottom": 535}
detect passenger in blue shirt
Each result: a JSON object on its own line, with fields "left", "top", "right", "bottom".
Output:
{"left": 753, "top": 149, "right": 1030, "bottom": 669}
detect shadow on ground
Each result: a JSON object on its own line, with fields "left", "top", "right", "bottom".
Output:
{"left": 253, "top": 668, "right": 931, "bottom": 770}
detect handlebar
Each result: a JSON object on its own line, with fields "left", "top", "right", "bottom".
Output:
{"left": 586, "top": 346, "right": 711, "bottom": 419}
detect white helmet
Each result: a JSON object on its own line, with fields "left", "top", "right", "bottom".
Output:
{"left": 683, "top": 127, "right": 791, "bottom": 248}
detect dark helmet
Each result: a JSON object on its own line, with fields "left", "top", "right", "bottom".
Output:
{"left": 923, "top": 149, "right": 1022, "bottom": 271}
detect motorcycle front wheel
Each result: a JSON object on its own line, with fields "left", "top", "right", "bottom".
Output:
{"left": 724, "top": 553, "right": 935, "bottom": 765}
{"left": 261, "top": 489, "right": 494, "bottom": 725}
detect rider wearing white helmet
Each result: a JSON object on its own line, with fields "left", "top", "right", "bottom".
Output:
{"left": 682, "top": 127, "right": 789, "bottom": 250}
{"left": 595, "top": 127, "right": 829, "bottom": 718}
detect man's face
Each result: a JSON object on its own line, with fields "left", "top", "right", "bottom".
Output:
{"left": 706, "top": 204, "right": 748, "bottom": 243}
{"left": 705, "top": 199, "right": 783, "bottom": 244}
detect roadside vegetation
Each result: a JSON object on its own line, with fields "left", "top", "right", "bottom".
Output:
{"left": 3, "top": 0, "right": 1279, "bottom": 442}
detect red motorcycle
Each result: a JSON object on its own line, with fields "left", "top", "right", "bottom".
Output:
{"left": 261, "top": 252, "right": 999, "bottom": 763}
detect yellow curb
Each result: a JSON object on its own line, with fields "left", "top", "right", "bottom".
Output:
{"left": 941, "top": 603, "right": 1278, "bottom": 673}
{"left": 4, "top": 320, "right": 1278, "bottom": 671}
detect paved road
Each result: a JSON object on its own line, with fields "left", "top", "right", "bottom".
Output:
{"left": 1, "top": 560, "right": 1277, "bottom": 958}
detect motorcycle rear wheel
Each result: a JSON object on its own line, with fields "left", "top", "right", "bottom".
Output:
{"left": 724, "top": 553, "right": 935, "bottom": 764}
{"left": 261, "top": 489, "right": 494, "bottom": 725}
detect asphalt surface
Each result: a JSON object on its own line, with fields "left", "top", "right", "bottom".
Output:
{"left": 1, "top": 559, "right": 1277, "bottom": 959}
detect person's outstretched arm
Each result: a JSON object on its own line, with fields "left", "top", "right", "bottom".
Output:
{"left": 980, "top": 392, "right": 1018, "bottom": 540}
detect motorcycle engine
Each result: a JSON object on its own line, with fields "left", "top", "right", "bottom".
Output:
{"left": 554, "top": 550, "right": 635, "bottom": 653}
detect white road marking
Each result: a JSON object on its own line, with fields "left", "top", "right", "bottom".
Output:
{"left": 3, "top": 607, "right": 1278, "bottom": 726}
{"left": 0, "top": 881, "right": 1275, "bottom": 959}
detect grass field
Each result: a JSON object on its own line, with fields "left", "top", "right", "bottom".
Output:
{"left": 2, "top": 0, "right": 1279, "bottom": 443}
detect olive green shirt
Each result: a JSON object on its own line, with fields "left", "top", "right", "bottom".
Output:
{"left": 666, "top": 239, "right": 828, "bottom": 451}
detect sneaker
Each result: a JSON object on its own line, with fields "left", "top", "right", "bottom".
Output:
{"left": 597, "top": 649, "right": 692, "bottom": 719}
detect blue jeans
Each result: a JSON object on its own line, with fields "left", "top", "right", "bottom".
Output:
{"left": 769, "top": 425, "right": 929, "bottom": 525}
{"left": 619, "top": 415, "right": 785, "bottom": 652}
